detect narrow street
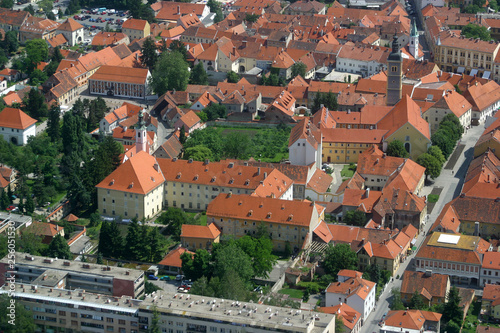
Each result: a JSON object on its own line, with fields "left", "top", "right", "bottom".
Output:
{"left": 361, "top": 123, "right": 484, "bottom": 333}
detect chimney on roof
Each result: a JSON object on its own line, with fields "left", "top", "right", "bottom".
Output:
{"left": 257, "top": 167, "right": 261, "bottom": 175}
{"left": 227, "top": 191, "right": 232, "bottom": 198}
{"left": 177, "top": 5, "right": 181, "bottom": 15}
{"left": 365, "top": 188, "right": 370, "bottom": 198}
{"left": 474, "top": 221, "right": 480, "bottom": 236}
{"left": 153, "top": 162, "right": 159, "bottom": 172}
{"left": 204, "top": 159, "right": 210, "bottom": 165}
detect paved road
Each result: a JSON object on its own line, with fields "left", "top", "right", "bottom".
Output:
{"left": 361, "top": 123, "right": 485, "bottom": 333}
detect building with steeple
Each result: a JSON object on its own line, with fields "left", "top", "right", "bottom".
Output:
{"left": 409, "top": 19, "right": 420, "bottom": 60}
{"left": 386, "top": 35, "right": 403, "bottom": 106}
{"left": 136, "top": 109, "right": 148, "bottom": 154}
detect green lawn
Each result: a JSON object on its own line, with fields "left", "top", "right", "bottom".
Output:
{"left": 462, "top": 301, "right": 481, "bottom": 333}
{"left": 278, "top": 288, "right": 304, "bottom": 299}
{"left": 428, "top": 194, "right": 439, "bottom": 203}
{"left": 186, "top": 212, "right": 207, "bottom": 226}
{"left": 341, "top": 165, "right": 355, "bottom": 178}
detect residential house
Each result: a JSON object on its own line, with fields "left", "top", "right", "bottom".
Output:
{"left": 19, "top": 17, "right": 60, "bottom": 43}
{"left": 400, "top": 270, "right": 450, "bottom": 307}
{"left": 56, "top": 18, "right": 84, "bottom": 46}
{"left": 415, "top": 232, "right": 491, "bottom": 286}
{"left": 0, "top": 107, "right": 36, "bottom": 146}
{"left": 91, "top": 32, "right": 130, "bottom": 47}
{"left": 264, "top": 90, "right": 296, "bottom": 123}
{"left": 336, "top": 45, "right": 390, "bottom": 77}
{"left": 196, "top": 37, "right": 239, "bottom": 72}
{"left": 0, "top": 68, "right": 20, "bottom": 82}
{"left": 207, "top": 193, "right": 321, "bottom": 252}
{"left": 481, "top": 284, "right": 500, "bottom": 321}
{"left": 190, "top": 91, "right": 218, "bottom": 111}
{"left": 320, "top": 303, "right": 361, "bottom": 333}
{"left": 158, "top": 247, "right": 194, "bottom": 274}
{"left": 474, "top": 119, "right": 500, "bottom": 159}
{"left": 112, "top": 127, "right": 157, "bottom": 154}
{"left": 122, "top": 19, "right": 151, "bottom": 41}
{"left": 43, "top": 68, "right": 79, "bottom": 105}
{"left": 482, "top": 252, "right": 500, "bottom": 286}
{"left": 0, "top": 165, "right": 16, "bottom": 191}
{"left": 429, "top": 201, "right": 461, "bottom": 234}
{"left": 380, "top": 310, "right": 442, "bottom": 333}
{"left": 99, "top": 102, "right": 142, "bottom": 134}
{"left": 452, "top": 194, "right": 500, "bottom": 240}
{"left": 153, "top": 2, "right": 210, "bottom": 23}
{"left": 0, "top": 8, "right": 30, "bottom": 32}
{"left": 177, "top": 14, "right": 203, "bottom": 30}
{"left": 47, "top": 34, "right": 68, "bottom": 48}
{"left": 174, "top": 110, "right": 204, "bottom": 134}
{"left": 283, "top": 1, "right": 326, "bottom": 16}
{"left": 89, "top": 66, "right": 151, "bottom": 99}
{"left": 462, "top": 81, "right": 500, "bottom": 125}
{"left": 180, "top": 223, "right": 221, "bottom": 251}
{"left": 26, "top": 221, "right": 65, "bottom": 244}
{"left": 288, "top": 119, "right": 322, "bottom": 169}
{"left": 154, "top": 135, "right": 183, "bottom": 159}
{"left": 423, "top": 89, "right": 472, "bottom": 133}
{"left": 271, "top": 50, "right": 295, "bottom": 80}
{"left": 325, "top": 271, "right": 376, "bottom": 324}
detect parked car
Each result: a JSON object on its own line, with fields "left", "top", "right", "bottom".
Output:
{"left": 160, "top": 276, "right": 170, "bottom": 281}
{"left": 148, "top": 275, "right": 158, "bottom": 280}
{"left": 6, "top": 205, "right": 15, "bottom": 211}
{"left": 176, "top": 274, "right": 184, "bottom": 281}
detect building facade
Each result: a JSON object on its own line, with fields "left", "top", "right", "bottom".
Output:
{"left": 89, "top": 66, "right": 151, "bottom": 100}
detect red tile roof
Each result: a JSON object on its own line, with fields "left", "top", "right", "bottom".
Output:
{"left": 207, "top": 193, "right": 318, "bottom": 227}
{"left": 158, "top": 247, "right": 194, "bottom": 267}
{"left": 384, "top": 310, "right": 442, "bottom": 329}
{"left": 0, "top": 107, "right": 36, "bottom": 130}
{"left": 401, "top": 271, "right": 449, "bottom": 300}
{"left": 57, "top": 18, "right": 83, "bottom": 32}
{"left": 326, "top": 276, "right": 376, "bottom": 300}
{"left": 319, "top": 303, "right": 361, "bottom": 330}
{"left": 322, "top": 127, "right": 387, "bottom": 144}
{"left": 122, "top": 18, "right": 148, "bottom": 31}
{"left": 90, "top": 65, "right": 149, "bottom": 85}
{"left": 181, "top": 223, "right": 220, "bottom": 239}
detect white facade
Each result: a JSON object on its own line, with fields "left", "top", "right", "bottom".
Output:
{"left": 325, "top": 286, "right": 376, "bottom": 323}
{"left": 99, "top": 118, "right": 118, "bottom": 134}
{"left": 474, "top": 100, "right": 500, "bottom": 124}
{"left": 57, "top": 27, "right": 84, "bottom": 46}
{"left": 481, "top": 268, "right": 500, "bottom": 286}
{"left": 0, "top": 123, "right": 36, "bottom": 145}
{"left": 289, "top": 138, "right": 322, "bottom": 169}
{"left": 335, "top": 57, "right": 386, "bottom": 77}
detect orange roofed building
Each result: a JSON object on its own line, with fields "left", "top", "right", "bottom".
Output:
{"left": 320, "top": 303, "right": 361, "bottom": 333}
{"left": 206, "top": 193, "right": 324, "bottom": 252}
{"left": 0, "top": 107, "right": 37, "bottom": 146}
{"left": 325, "top": 270, "right": 376, "bottom": 324}
{"left": 158, "top": 247, "right": 194, "bottom": 274}
{"left": 380, "top": 310, "right": 442, "bottom": 333}
{"left": 89, "top": 65, "right": 151, "bottom": 100}
{"left": 180, "top": 223, "right": 221, "bottom": 251}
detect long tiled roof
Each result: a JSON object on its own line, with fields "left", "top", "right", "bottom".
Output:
{"left": 401, "top": 271, "right": 449, "bottom": 299}
{"left": 90, "top": 65, "right": 149, "bottom": 85}
{"left": 207, "top": 193, "right": 318, "bottom": 227}
{"left": 181, "top": 223, "right": 220, "bottom": 239}
{"left": 0, "top": 107, "right": 36, "bottom": 130}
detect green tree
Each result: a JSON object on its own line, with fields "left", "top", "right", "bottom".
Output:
{"left": 237, "top": 235, "right": 277, "bottom": 278}
{"left": 343, "top": 210, "right": 366, "bottom": 226}
{"left": 169, "top": 40, "right": 187, "bottom": 60}
{"left": 312, "top": 92, "right": 338, "bottom": 113}
{"left": 387, "top": 139, "right": 409, "bottom": 158}
{"left": 302, "top": 288, "right": 310, "bottom": 302}
{"left": 431, "top": 131, "right": 454, "bottom": 159}
{"left": 323, "top": 243, "right": 358, "bottom": 276}
{"left": 179, "top": 126, "right": 186, "bottom": 145}
{"left": 46, "top": 234, "right": 72, "bottom": 259}
{"left": 416, "top": 153, "right": 442, "bottom": 179}
{"left": 156, "top": 207, "right": 191, "bottom": 241}
{"left": 261, "top": 73, "right": 285, "bottom": 86}
{"left": 245, "top": 13, "right": 260, "bottom": 23}
{"left": 0, "top": 0, "right": 13, "bottom": 8}
{"left": 462, "top": 23, "right": 492, "bottom": 41}
{"left": 148, "top": 227, "right": 166, "bottom": 263}
{"left": 0, "top": 294, "right": 36, "bottom": 332}
{"left": 363, "top": 264, "right": 381, "bottom": 284}
{"left": 428, "top": 146, "right": 446, "bottom": 165}
{"left": 182, "top": 249, "right": 211, "bottom": 280}
{"left": 183, "top": 145, "right": 214, "bottom": 161}
{"left": 390, "top": 288, "right": 406, "bottom": 310}
{"left": 223, "top": 132, "right": 251, "bottom": 159}
{"left": 291, "top": 62, "right": 307, "bottom": 79}
{"left": 0, "top": 48, "right": 8, "bottom": 69}
{"left": 24, "top": 195, "right": 34, "bottom": 214}
{"left": 226, "top": 71, "right": 240, "bottom": 83}
{"left": 46, "top": 104, "right": 61, "bottom": 142}
{"left": 442, "top": 286, "right": 463, "bottom": 324}
{"left": 443, "top": 320, "right": 461, "bottom": 333}
{"left": 149, "top": 306, "right": 161, "bottom": 333}
{"left": 22, "top": 88, "right": 48, "bottom": 119}
{"left": 125, "top": 219, "right": 142, "bottom": 261}
{"left": 98, "top": 220, "right": 112, "bottom": 256}
{"left": 190, "top": 62, "right": 209, "bottom": 85}
{"left": 335, "top": 316, "right": 345, "bottom": 333}
{"left": 24, "top": 39, "right": 49, "bottom": 73}
{"left": 150, "top": 51, "right": 190, "bottom": 95}
{"left": 140, "top": 37, "right": 158, "bottom": 69}
{"left": 207, "top": 0, "right": 223, "bottom": 23}
{"left": 96, "top": 252, "right": 103, "bottom": 264}
{"left": 108, "top": 220, "right": 124, "bottom": 258}
{"left": 2, "top": 31, "right": 18, "bottom": 56}
{"left": 213, "top": 242, "right": 254, "bottom": 282}
{"left": 410, "top": 290, "right": 426, "bottom": 310}
{"left": 203, "top": 104, "right": 227, "bottom": 120}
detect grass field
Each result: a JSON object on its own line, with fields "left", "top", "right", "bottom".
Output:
{"left": 341, "top": 165, "right": 355, "bottom": 178}
{"left": 278, "top": 288, "right": 304, "bottom": 299}
{"left": 428, "top": 194, "right": 439, "bottom": 203}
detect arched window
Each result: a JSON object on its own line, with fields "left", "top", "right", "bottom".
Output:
{"left": 404, "top": 142, "right": 411, "bottom": 153}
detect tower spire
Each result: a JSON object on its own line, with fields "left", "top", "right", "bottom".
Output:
{"left": 386, "top": 34, "right": 403, "bottom": 106}
{"left": 136, "top": 109, "right": 148, "bottom": 153}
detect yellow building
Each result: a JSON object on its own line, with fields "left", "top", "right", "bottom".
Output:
{"left": 423, "top": 90, "right": 472, "bottom": 134}
{"left": 474, "top": 124, "right": 500, "bottom": 159}
{"left": 122, "top": 18, "right": 150, "bottom": 41}
{"left": 206, "top": 193, "right": 323, "bottom": 252}
{"left": 96, "top": 151, "right": 165, "bottom": 220}
{"left": 434, "top": 31, "right": 500, "bottom": 77}
{"left": 378, "top": 95, "right": 431, "bottom": 160}
{"left": 321, "top": 128, "right": 388, "bottom": 164}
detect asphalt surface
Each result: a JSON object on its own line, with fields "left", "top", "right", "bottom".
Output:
{"left": 361, "top": 123, "right": 485, "bottom": 333}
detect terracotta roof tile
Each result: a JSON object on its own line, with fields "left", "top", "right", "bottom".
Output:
{"left": 319, "top": 303, "right": 361, "bottom": 330}
{"left": 326, "top": 276, "right": 376, "bottom": 300}
{"left": 158, "top": 247, "right": 194, "bottom": 267}
{"left": 384, "top": 310, "right": 442, "bottom": 330}
{"left": 181, "top": 223, "right": 220, "bottom": 239}
{"left": 58, "top": 18, "right": 83, "bottom": 32}
{"left": 90, "top": 65, "right": 149, "bottom": 85}
{"left": 0, "top": 107, "right": 36, "bottom": 130}
{"left": 122, "top": 18, "right": 148, "bottom": 31}
{"left": 207, "top": 193, "right": 317, "bottom": 227}
{"left": 401, "top": 271, "right": 449, "bottom": 299}
{"left": 253, "top": 168, "right": 293, "bottom": 199}
{"left": 92, "top": 32, "right": 129, "bottom": 46}
{"left": 322, "top": 127, "right": 387, "bottom": 144}
{"left": 47, "top": 34, "right": 68, "bottom": 48}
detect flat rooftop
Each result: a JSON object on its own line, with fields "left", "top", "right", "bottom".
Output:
{"left": 427, "top": 232, "right": 482, "bottom": 251}
{"left": 0, "top": 212, "right": 32, "bottom": 231}
{"left": 2, "top": 252, "right": 144, "bottom": 281}
{"left": 2, "top": 283, "right": 335, "bottom": 332}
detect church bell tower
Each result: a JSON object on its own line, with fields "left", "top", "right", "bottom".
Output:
{"left": 386, "top": 34, "right": 403, "bottom": 106}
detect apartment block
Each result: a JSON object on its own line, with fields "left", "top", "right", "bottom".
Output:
{"left": 0, "top": 253, "right": 145, "bottom": 299}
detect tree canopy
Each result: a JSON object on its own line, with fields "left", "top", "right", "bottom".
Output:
{"left": 140, "top": 37, "right": 158, "bottom": 69}
{"left": 387, "top": 140, "right": 409, "bottom": 158}
{"left": 150, "top": 51, "right": 190, "bottom": 95}
{"left": 226, "top": 71, "right": 240, "bottom": 83}
{"left": 190, "top": 62, "right": 209, "bottom": 85}
{"left": 312, "top": 92, "right": 338, "bottom": 113}
{"left": 462, "top": 23, "right": 492, "bottom": 41}
{"left": 323, "top": 243, "right": 358, "bottom": 276}
{"left": 343, "top": 210, "right": 366, "bottom": 227}
{"left": 0, "top": 294, "right": 36, "bottom": 333}
{"left": 291, "top": 62, "right": 307, "bottom": 79}
{"left": 416, "top": 153, "right": 442, "bottom": 179}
